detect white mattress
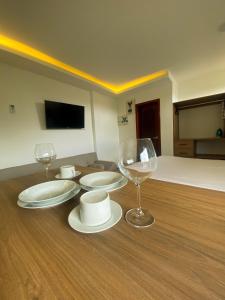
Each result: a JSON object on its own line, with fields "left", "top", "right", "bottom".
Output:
{"left": 152, "top": 156, "right": 225, "bottom": 192}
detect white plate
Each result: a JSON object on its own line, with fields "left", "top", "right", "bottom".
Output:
{"left": 68, "top": 200, "right": 122, "bottom": 233}
{"left": 79, "top": 172, "right": 123, "bottom": 189}
{"left": 20, "top": 182, "right": 80, "bottom": 205}
{"left": 17, "top": 185, "right": 81, "bottom": 209}
{"left": 55, "top": 171, "right": 81, "bottom": 179}
{"left": 19, "top": 180, "right": 76, "bottom": 203}
{"left": 81, "top": 177, "right": 128, "bottom": 192}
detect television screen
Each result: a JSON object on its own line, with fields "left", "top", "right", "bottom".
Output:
{"left": 45, "top": 100, "right": 85, "bottom": 129}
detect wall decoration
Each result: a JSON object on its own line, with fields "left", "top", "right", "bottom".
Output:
{"left": 118, "top": 115, "right": 128, "bottom": 126}
{"left": 126, "top": 99, "right": 134, "bottom": 114}
{"left": 216, "top": 128, "right": 223, "bottom": 137}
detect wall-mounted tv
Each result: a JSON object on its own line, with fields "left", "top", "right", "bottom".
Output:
{"left": 45, "top": 100, "right": 85, "bottom": 129}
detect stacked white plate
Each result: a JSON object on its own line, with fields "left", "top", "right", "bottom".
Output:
{"left": 79, "top": 171, "right": 128, "bottom": 192}
{"left": 17, "top": 180, "right": 81, "bottom": 209}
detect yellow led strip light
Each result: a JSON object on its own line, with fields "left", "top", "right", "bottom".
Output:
{"left": 0, "top": 34, "right": 168, "bottom": 94}
{"left": 113, "top": 70, "right": 168, "bottom": 93}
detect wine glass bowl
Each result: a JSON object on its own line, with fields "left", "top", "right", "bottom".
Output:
{"left": 118, "top": 138, "right": 157, "bottom": 228}
{"left": 34, "top": 143, "right": 56, "bottom": 179}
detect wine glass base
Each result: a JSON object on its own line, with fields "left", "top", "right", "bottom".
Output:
{"left": 125, "top": 208, "right": 155, "bottom": 228}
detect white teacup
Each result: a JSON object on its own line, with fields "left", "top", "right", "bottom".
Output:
{"left": 80, "top": 190, "right": 111, "bottom": 226}
{"left": 60, "top": 165, "right": 76, "bottom": 178}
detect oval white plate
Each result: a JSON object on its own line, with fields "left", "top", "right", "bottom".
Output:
{"left": 68, "top": 200, "right": 122, "bottom": 233}
{"left": 81, "top": 177, "right": 128, "bottom": 192}
{"left": 79, "top": 172, "right": 123, "bottom": 189}
{"left": 19, "top": 180, "right": 76, "bottom": 203}
{"left": 55, "top": 171, "right": 81, "bottom": 179}
{"left": 17, "top": 185, "right": 81, "bottom": 209}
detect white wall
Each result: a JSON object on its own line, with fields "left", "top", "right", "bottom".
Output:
{"left": 0, "top": 62, "right": 119, "bottom": 169}
{"left": 175, "top": 68, "right": 225, "bottom": 101}
{"left": 117, "top": 78, "right": 173, "bottom": 156}
{"left": 91, "top": 91, "right": 119, "bottom": 162}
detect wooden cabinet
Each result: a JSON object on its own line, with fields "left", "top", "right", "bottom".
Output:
{"left": 174, "top": 140, "right": 195, "bottom": 157}
{"left": 173, "top": 93, "right": 225, "bottom": 159}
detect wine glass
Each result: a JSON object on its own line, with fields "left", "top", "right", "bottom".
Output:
{"left": 118, "top": 138, "right": 157, "bottom": 228}
{"left": 34, "top": 143, "right": 56, "bottom": 179}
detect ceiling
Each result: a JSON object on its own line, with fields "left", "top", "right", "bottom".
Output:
{"left": 1, "top": 0, "right": 225, "bottom": 92}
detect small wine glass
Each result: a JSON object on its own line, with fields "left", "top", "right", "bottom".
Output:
{"left": 34, "top": 143, "right": 56, "bottom": 179}
{"left": 118, "top": 138, "right": 157, "bottom": 228}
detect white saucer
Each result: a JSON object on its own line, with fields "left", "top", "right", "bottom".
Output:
{"left": 80, "top": 177, "right": 128, "bottom": 192}
{"left": 68, "top": 200, "right": 122, "bottom": 233}
{"left": 55, "top": 171, "right": 81, "bottom": 180}
{"left": 17, "top": 185, "right": 81, "bottom": 209}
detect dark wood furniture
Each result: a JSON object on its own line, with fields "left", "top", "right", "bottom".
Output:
{"left": 1, "top": 167, "right": 225, "bottom": 299}
{"left": 174, "top": 139, "right": 195, "bottom": 157}
{"left": 173, "top": 93, "right": 225, "bottom": 159}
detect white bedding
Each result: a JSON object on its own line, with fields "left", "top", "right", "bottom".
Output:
{"left": 152, "top": 156, "right": 225, "bottom": 192}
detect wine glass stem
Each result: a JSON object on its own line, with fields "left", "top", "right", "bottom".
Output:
{"left": 45, "top": 166, "right": 49, "bottom": 179}
{"left": 136, "top": 183, "right": 144, "bottom": 216}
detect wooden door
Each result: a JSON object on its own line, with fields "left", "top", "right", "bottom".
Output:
{"left": 136, "top": 99, "right": 161, "bottom": 156}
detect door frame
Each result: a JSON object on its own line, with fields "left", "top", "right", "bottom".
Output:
{"left": 135, "top": 99, "right": 161, "bottom": 154}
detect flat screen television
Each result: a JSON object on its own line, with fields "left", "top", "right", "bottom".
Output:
{"left": 45, "top": 100, "right": 85, "bottom": 129}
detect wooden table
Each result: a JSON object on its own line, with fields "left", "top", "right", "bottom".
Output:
{"left": 1, "top": 166, "right": 225, "bottom": 299}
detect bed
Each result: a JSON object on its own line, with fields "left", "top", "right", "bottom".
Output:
{"left": 152, "top": 156, "right": 225, "bottom": 192}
